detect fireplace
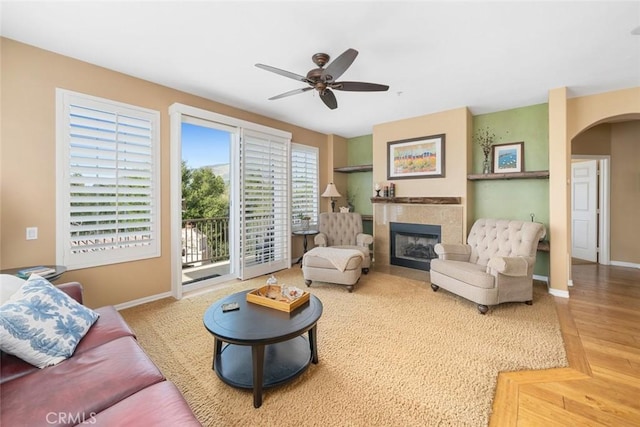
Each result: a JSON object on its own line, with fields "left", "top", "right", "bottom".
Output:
{"left": 390, "top": 222, "right": 441, "bottom": 271}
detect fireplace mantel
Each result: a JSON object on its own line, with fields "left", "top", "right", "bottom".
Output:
{"left": 371, "top": 196, "right": 461, "bottom": 205}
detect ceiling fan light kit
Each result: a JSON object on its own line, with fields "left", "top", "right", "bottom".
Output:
{"left": 255, "top": 48, "right": 389, "bottom": 110}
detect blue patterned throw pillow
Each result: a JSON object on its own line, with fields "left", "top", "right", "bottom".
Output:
{"left": 0, "top": 274, "right": 99, "bottom": 368}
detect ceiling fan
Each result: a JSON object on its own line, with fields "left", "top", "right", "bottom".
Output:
{"left": 255, "top": 48, "right": 389, "bottom": 110}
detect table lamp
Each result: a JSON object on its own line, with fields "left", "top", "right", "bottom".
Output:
{"left": 321, "top": 183, "right": 341, "bottom": 212}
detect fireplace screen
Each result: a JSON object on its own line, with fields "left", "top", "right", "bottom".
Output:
{"left": 390, "top": 222, "right": 441, "bottom": 271}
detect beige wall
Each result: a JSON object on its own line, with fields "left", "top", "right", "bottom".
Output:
{"left": 372, "top": 107, "right": 473, "bottom": 234}
{"left": 572, "top": 123, "right": 612, "bottom": 155}
{"left": 610, "top": 121, "right": 640, "bottom": 264}
{"left": 0, "top": 38, "right": 329, "bottom": 307}
{"left": 549, "top": 87, "right": 640, "bottom": 291}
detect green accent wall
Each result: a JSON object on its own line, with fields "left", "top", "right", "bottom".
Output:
{"left": 346, "top": 134, "right": 373, "bottom": 217}
{"left": 472, "top": 103, "right": 550, "bottom": 276}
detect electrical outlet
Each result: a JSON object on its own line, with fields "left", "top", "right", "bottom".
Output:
{"left": 26, "top": 227, "right": 38, "bottom": 240}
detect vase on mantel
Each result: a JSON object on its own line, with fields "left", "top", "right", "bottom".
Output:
{"left": 482, "top": 157, "right": 492, "bottom": 174}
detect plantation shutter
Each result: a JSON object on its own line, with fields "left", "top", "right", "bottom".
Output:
{"left": 291, "top": 144, "right": 319, "bottom": 230}
{"left": 239, "top": 129, "right": 290, "bottom": 279}
{"left": 57, "top": 90, "right": 160, "bottom": 269}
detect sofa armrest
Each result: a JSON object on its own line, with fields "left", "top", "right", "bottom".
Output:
{"left": 314, "top": 233, "right": 328, "bottom": 247}
{"left": 434, "top": 243, "right": 471, "bottom": 262}
{"left": 356, "top": 233, "right": 373, "bottom": 246}
{"left": 56, "top": 282, "right": 84, "bottom": 304}
{"left": 487, "top": 256, "right": 531, "bottom": 277}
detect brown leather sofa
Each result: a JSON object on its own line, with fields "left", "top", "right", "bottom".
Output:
{"left": 1, "top": 282, "right": 201, "bottom": 426}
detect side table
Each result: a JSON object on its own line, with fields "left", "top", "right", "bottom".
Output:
{"left": 292, "top": 229, "right": 319, "bottom": 266}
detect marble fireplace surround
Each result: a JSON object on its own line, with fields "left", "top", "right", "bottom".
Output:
{"left": 372, "top": 197, "right": 464, "bottom": 271}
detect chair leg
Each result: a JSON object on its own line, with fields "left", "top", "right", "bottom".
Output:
{"left": 362, "top": 268, "right": 369, "bottom": 274}
{"left": 305, "top": 279, "right": 312, "bottom": 287}
{"left": 430, "top": 284, "right": 439, "bottom": 292}
{"left": 477, "top": 304, "right": 489, "bottom": 315}
{"left": 525, "top": 300, "right": 533, "bottom": 305}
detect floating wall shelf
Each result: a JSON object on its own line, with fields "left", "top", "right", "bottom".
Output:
{"left": 333, "top": 164, "right": 373, "bottom": 173}
{"left": 467, "top": 170, "right": 549, "bottom": 181}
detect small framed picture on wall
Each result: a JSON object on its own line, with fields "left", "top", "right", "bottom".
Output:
{"left": 492, "top": 142, "right": 524, "bottom": 173}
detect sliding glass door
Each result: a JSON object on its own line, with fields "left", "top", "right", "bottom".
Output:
{"left": 170, "top": 103, "right": 291, "bottom": 296}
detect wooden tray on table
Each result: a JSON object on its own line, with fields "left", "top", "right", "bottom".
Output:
{"left": 246, "top": 285, "right": 310, "bottom": 312}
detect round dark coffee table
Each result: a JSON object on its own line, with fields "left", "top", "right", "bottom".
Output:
{"left": 203, "top": 290, "right": 323, "bottom": 408}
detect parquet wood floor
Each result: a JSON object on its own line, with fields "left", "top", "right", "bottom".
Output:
{"left": 490, "top": 263, "right": 640, "bottom": 426}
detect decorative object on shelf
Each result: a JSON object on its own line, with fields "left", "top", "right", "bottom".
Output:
{"left": 302, "top": 217, "right": 310, "bottom": 230}
{"left": 347, "top": 189, "right": 357, "bottom": 212}
{"left": 474, "top": 126, "right": 495, "bottom": 174}
{"left": 389, "top": 182, "right": 395, "bottom": 197}
{"left": 383, "top": 185, "right": 389, "bottom": 197}
{"left": 387, "top": 134, "right": 446, "bottom": 179}
{"left": 492, "top": 141, "right": 524, "bottom": 173}
{"left": 321, "top": 182, "right": 341, "bottom": 212}
{"left": 374, "top": 183, "right": 381, "bottom": 197}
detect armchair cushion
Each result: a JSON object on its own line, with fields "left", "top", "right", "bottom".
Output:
{"left": 430, "top": 260, "right": 494, "bottom": 289}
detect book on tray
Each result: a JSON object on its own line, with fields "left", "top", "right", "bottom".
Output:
{"left": 16, "top": 266, "right": 56, "bottom": 279}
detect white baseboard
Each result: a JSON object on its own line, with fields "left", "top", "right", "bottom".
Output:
{"left": 533, "top": 274, "right": 549, "bottom": 284}
{"left": 548, "top": 287, "right": 570, "bottom": 298}
{"left": 611, "top": 260, "right": 640, "bottom": 269}
{"left": 114, "top": 291, "right": 173, "bottom": 311}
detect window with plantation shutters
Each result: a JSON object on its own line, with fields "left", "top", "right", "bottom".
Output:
{"left": 56, "top": 89, "right": 160, "bottom": 269}
{"left": 291, "top": 144, "right": 319, "bottom": 230}
{"left": 239, "top": 129, "right": 290, "bottom": 279}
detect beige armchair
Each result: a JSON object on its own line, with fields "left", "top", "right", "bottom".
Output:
{"left": 429, "top": 218, "right": 546, "bottom": 314}
{"left": 314, "top": 212, "right": 373, "bottom": 273}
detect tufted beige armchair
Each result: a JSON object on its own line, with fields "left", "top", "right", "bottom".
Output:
{"left": 429, "top": 218, "right": 546, "bottom": 314}
{"left": 314, "top": 212, "right": 373, "bottom": 273}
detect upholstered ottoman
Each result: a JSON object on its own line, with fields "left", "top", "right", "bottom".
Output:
{"left": 302, "top": 247, "right": 363, "bottom": 292}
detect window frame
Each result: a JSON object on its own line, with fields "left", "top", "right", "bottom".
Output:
{"left": 55, "top": 89, "right": 161, "bottom": 270}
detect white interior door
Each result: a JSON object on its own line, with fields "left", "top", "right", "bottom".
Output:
{"left": 571, "top": 160, "right": 598, "bottom": 262}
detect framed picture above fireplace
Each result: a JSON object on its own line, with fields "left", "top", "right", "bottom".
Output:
{"left": 387, "top": 134, "right": 445, "bottom": 179}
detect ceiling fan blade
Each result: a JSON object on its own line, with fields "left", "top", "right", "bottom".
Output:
{"left": 321, "top": 48, "right": 358, "bottom": 82}
{"left": 331, "top": 81, "right": 390, "bottom": 92}
{"left": 268, "top": 87, "right": 313, "bottom": 100}
{"left": 320, "top": 89, "right": 338, "bottom": 110}
{"left": 255, "top": 63, "right": 310, "bottom": 83}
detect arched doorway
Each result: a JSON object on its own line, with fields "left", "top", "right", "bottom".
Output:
{"left": 570, "top": 114, "right": 640, "bottom": 270}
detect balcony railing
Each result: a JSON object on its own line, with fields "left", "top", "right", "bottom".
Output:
{"left": 182, "top": 217, "right": 230, "bottom": 266}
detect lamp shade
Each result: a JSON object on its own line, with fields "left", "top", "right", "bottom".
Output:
{"left": 321, "top": 183, "right": 341, "bottom": 198}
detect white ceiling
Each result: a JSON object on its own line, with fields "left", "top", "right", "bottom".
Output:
{"left": 2, "top": 1, "right": 639, "bottom": 138}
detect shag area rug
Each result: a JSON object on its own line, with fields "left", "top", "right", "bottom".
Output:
{"left": 120, "top": 268, "right": 567, "bottom": 426}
